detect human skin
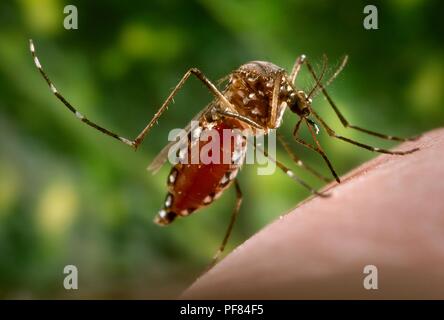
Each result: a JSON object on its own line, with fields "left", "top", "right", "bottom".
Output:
{"left": 182, "top": 128, "right": 444, "bottom": 299}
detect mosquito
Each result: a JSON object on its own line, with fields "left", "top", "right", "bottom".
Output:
{"left": 29, "top": 39, "right": 418, "bottom": 266}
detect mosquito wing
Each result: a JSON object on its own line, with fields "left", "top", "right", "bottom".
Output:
{"left": 147, "top": 103, "right": 215, "bottom": 174}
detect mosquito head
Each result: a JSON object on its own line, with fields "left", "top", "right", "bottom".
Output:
{"left": 288, "top": 90, "right": 312, "bottom": 117}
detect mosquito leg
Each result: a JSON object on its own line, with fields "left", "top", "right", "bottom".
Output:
{"left": 292, "top": 117, "right": 303, "bottom": 136}
{"left": 311, "top": 110, "right": 420, "bottom": 155}
{"left": 29, "top": 39, "right": 136, "bottom": 147}
{"left": 304, "top": 57, "right": 419, "bottom": 142}
{"left": 277, "top": 133, "right": 331, "bottom": 183}
{"left": 216, "top": 109, "right": 264, "bottom": 129}
{"left": 292, "top": 118, "right": 341, "bottom": 183}
{"left": 253, "top": 142, "right": 329, "bottom": 197}
{"left": 30, "top": 39, "right": 241, "bottom": 150}
{"left": 309, "top": 55, "right": 348, "bottom": 99}
{"left": 306, "top": 54, "right": 328, "bottom": 99}
{"left": 290, "top": 54, "right": 307, "bottom": 84}
{"left": 292, "top": 135, "right": 340, "bottom": 183}
{"left": 267, "top": 71, "right": 285, "bottom": 128}
{"left": 208, "top": 179, "right": 243, "bottom": 269}
{"left": 133, "top": 68, "right": 240, "bottom": 149}
{"left": 216, "top": 74, "right": 231, "bottom": 87}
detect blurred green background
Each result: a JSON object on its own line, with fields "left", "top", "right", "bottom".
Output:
{"left": 0, "top": 0, "right": 443, "bottom": 298}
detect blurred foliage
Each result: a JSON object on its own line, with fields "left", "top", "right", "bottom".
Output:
{"left": 0, "top": 0, "right": 443, "bottom": 298}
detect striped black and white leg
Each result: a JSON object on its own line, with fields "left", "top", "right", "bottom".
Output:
{"left": 292, "top": 117, "right": 341, "bottom": 183}
{"left": 208, "top": 179, "right": 243, "bottom": 269}
{"left": 254, "top": 143, "right": 329, "bottom": 197}
{"left": 311, "top": 110, "right": 420, "bottom": 155}
{"left": 304, "top": 57, "right": 420, "bottom": 142}
{"left": 290, "top": 54, "right": 306, "bottom": 84}
{"left": 29, "top": 39, "right": 136, "bottom": 148}
{"left": 277, "top": 133, "right": 331, "bottom": 183}
{"left": 30, "top": 39, "right": 243, "bottom": 150}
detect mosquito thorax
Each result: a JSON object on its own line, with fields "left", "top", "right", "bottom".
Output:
{"left": 225, "top": 61, "right": 295, "bottom": 130}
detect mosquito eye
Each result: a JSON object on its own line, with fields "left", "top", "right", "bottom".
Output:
{"left": 287, "top": 93, "right": 300, "bottom": 113}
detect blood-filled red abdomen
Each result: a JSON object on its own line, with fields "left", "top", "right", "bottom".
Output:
{"left": 154, "top": 121, "right": 246, "bottom": 225}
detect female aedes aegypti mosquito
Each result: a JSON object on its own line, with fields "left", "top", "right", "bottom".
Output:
{"left": 29, "top": 39, "right": 418, "bottom": 265}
